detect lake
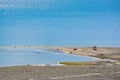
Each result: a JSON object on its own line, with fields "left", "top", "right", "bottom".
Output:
{"left": 0, "top": 48, "right": 97, "bottom": 67}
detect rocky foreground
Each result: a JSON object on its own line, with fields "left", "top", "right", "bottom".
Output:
{"left": 0, "top": 64, "right": 120, "bottom": 80}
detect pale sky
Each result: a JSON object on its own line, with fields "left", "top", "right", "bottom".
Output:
{"left": 0, "top": 0, "right": 120, "bottom": 47}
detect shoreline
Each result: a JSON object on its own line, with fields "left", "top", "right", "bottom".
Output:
{"left": 50, "top": 46, "right": 120, "bottom": 60}
{"left": 0, "top": 46, "right": 120, "bottom": 66}
{"left": 0, "top": 46, "right": 98, "bottom": 67}
{"left": 49, "top": 46, "right": 120, "bottom": 66}
{"left": 0, "top": 46, "right": 120, "bottom": 80}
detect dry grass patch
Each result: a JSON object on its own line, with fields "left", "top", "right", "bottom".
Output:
{"left": 60, "top": 62, "right": 96, "bottom": 66}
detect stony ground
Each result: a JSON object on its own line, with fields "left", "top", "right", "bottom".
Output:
{"left": 0, "top": 64, "right": 120, "bottom": 80}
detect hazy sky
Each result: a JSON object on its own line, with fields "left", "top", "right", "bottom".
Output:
{"left": 0, "top": 0, "right": 120, "bottom": 46}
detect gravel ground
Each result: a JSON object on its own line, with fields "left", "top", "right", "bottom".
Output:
{"left": 0, "top": 65, "right": 120, "bottom": 80}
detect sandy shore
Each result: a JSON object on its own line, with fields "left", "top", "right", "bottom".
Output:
{"left": 50, "top": 47, "right": 120, "bottom": 61}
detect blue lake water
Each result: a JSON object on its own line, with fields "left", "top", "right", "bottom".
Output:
{"left": 0, "top": 48, "right": 97, "bottom": 67}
